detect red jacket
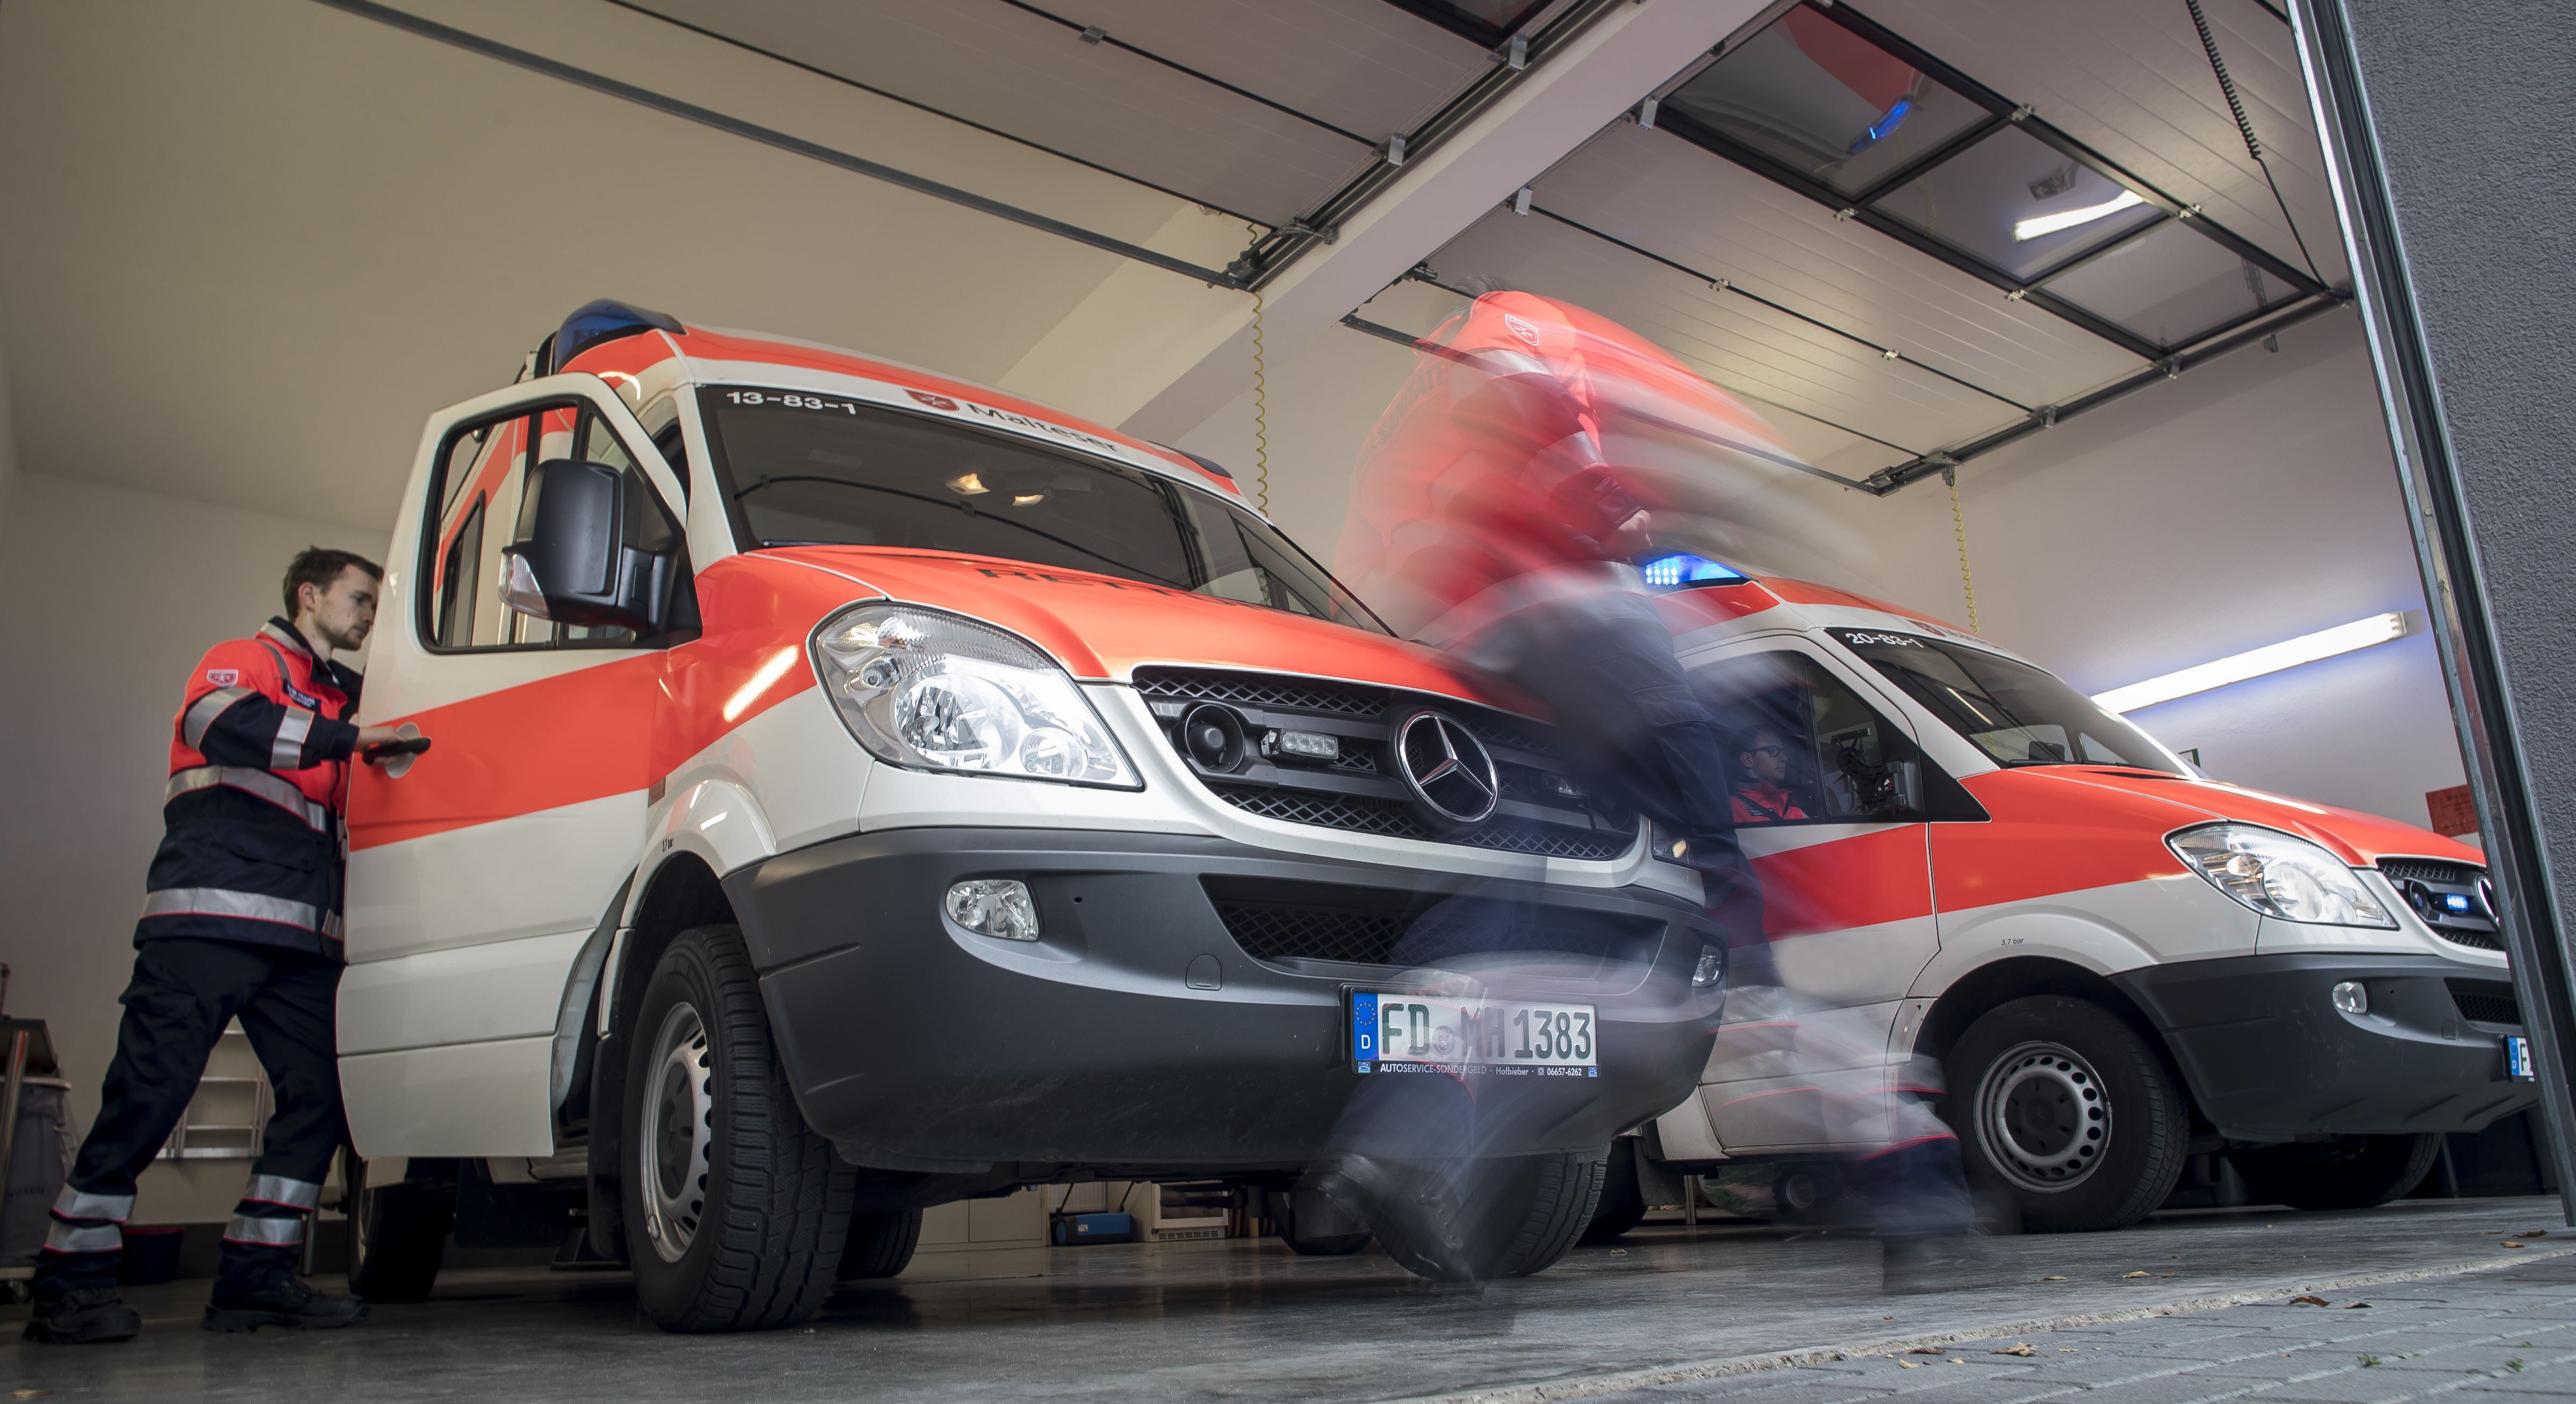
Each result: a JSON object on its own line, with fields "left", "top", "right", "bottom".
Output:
{"left": 1730, "top": 781, "right": 1809, "bottom": 825}
{"left": 141, "top": 619, "right": 363, "bottom": 956}
{"left": 1339, "top": 293, "right": 1645, "bottom": 642}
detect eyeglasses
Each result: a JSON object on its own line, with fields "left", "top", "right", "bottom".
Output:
{"left": 1744, "top": 744, "right": 1789, "bottom": 759}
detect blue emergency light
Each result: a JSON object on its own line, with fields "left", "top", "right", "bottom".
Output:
{"left": 1850, "top": 98, "right": 1913, "bottom": 154}
{"left": 1640, "top": 553, "right": 1747, "bottom": 590}
{"left": 2446, "top": 893, "right": 2472, "bottom": 913}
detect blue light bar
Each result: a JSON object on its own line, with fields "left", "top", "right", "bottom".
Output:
{"left": 1640, "top": 553, "right": 1747, "bottom": 590}
{"left": 1849, "top": 97, "right": 1913, "bottom": 154}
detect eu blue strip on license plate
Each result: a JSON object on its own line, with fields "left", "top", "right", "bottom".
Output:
{"left": 2506, "top": 1035, "right": 2536, "bottom": 1080}
{"left": 1351, "top": 992, "right": 1599, "bottom": 1076}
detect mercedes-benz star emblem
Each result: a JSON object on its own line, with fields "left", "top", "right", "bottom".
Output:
{"left": 1395, "top": 711, "right": 1500, "bottom": 825}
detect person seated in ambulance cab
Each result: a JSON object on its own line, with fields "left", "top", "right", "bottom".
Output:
{"left": 1730, "top": 725, "right": 1808, "bottom": 824}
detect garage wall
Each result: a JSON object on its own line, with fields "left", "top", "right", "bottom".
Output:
{"left": 1857, "top": 311, "right": 2468, "bottom": 835}
{"left": 0, "top": 474, "right": 390, "bottom": 1218}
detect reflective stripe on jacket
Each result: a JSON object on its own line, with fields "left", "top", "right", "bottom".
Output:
{"left": 139, "top": 619, "right": 362, "bottom": 958}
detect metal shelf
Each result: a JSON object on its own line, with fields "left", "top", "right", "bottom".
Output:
{"left": 157, "top": 1025, "right": 268, "bottom": 1162}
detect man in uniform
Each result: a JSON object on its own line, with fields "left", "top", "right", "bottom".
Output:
{"left": 26, "top": 548, "right": 426, "bottom": 1343}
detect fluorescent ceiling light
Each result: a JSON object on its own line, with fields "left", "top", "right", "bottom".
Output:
{"left": 2014, "top": 189, "right": 2144, "bottom": 242}
{"left": 2092, "top": 612, "right": 2412, "bottom": 714}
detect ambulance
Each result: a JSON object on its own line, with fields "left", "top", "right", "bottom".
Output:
{"left": 334, "top": 300, "right": 1727, "bottom": 1330}
{"left": 1602, "top": 563, "right": 2534, "bottom": 1236}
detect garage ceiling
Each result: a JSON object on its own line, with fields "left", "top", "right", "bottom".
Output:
{"left": 1379, "top": 0, "right": 2343, "bottom": 492}
{"left": 617, "top": 0, "right": 1496, "bottom": 230}
{"left": 0, "top": 0, "right": 2348, "bottom": 528}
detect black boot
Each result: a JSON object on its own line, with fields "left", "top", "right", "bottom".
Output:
{"left": 200, "top": 1276, "right": 369, "bottom": 1334}
{"left": 23, "top": 1287, "right": 143, "bottom": 1344}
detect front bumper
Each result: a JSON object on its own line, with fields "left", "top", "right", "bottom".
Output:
{"left": 2111, "top": 953, "right": 2537, "bottom": 1141}
{"left": 724, "top": 827, "right": 1724, "bottom": 1174}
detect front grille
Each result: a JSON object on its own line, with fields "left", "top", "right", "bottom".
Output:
{"left": 2379, "top": 858, "right": 2503, "bottom": 951}
{"left": 1213, "top": 899, "right": 1411, "bottom": 966}
{"left": 1136, "top": 665, "right": 1636, "bottom": 862}
{"left": 1219, "top": 787, "right": 1418, "bottom": 840}
{"left": 2449, "top": 979, "right": 2523, "bottom": 1026}
{"left": 2383, "top": 858, "right": 2480, "bottom": 885}
{"left": 1211, "top": 785, "right": 1636, "bottom": 861}
{"left": 1135, "top": 669, "right": 1384, "bottom": 717}
{"left": 1206, "top": 878, "right": 1662, "bottom": 970}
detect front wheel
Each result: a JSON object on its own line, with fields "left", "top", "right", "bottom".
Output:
{"left": 836, "top": 1210, "right": 923, "bottom": 1280}
{"left": 623, "top": 925, "right": 853, "bottom": 1332}
{"left": 1366, "top": 1150, "right": 1608, "bottom": 1281}
{"left": 1266, "top": 1188, "right": 1371, "bottom": 1256}
{"left": 2229, "top": 1134, "right": 2441, "bottom": 1211}
{"left": 1577, "top": 1138, "right": 1649, "bottom": 1244}
{"left": 1943, "top": 997, "right": 2186, "bottom": 1234}
{"left": 342, "top": 1149, "right": 453, "bottom": 1303}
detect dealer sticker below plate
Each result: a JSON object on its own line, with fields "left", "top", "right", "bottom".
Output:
{"left": 1351, "top": 992, "right": 1599, "bottom": 1077}
{"left": 2506, "top": 1035, "right": 2537, "bottom": 1081}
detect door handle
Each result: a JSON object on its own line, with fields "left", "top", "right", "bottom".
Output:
{"left": 361, "top": 721, "right": 429, "bottom": 778}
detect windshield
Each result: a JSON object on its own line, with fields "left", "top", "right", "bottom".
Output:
{"left": 700, "top": 388, "right": 1386, "bottom": 634}
{"left": 1831, "top": 628, "right": 2181, "bottom": 773}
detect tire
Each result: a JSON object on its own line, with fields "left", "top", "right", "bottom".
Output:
{"left": 342, "top": 1149, "right": 453, "bottom": 1303}
{"left": 1578, "top": 1138, "right": 1649, "bottom": 1244}
{"left": 1773, "top": 1163, "right": 1846, "bottom": 1226}
{"left": 836, "top": 1210, "right": 924, "bottom": 1280}
{"left": 623, "top": 925, "right": 854, "bottom": 1332}
{"left": 1265, "top": 1188, "right": 1371, "bottom": 1256}
{"left": 1943, "top": 996, "right": 2187, "bottom": 1234}
{"left": 1369, "top": 1150, "right": 1608, "bottom": 1281}
{"left": 2229, "top": 1134, "right": 2442, "bottom": 1211}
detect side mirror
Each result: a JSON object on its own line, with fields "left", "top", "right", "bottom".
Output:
{"left": 500, "top": 459, "right": 669, "bottom": 633}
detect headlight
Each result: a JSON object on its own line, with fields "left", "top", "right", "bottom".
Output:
{"left": 812, "top": 603, "right": 1139, "bottom": 789}
{"left": 2168, "top": 823, "right": 2395, "bottom": 928}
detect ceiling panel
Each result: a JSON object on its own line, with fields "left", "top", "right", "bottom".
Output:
{"left": 625, "top": 0, "right": 1404, "bottom": 226}
{"left": 1530, "top": 123, "right": 2146, "bottom": 410}
{"left": 1420, "top": 206, "right": 2031, "bottom": 480}
{"left": 1044, "top": 0, "right": 1490, "bottom": 144}
{"left": 1855, "top": 0, "right": 2347, "bottom": 286}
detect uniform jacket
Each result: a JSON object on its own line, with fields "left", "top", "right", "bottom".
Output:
{"left": 139, "top": 619, "right": 363, "bottom": 958}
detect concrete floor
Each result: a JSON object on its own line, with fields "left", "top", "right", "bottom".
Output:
{"left": 4, "top": 1198, "right": 2567, "bottom": 1403}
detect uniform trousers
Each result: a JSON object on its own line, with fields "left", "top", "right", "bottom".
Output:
{"left": 35, "top": 938, "right": 346, "bottom": 1296}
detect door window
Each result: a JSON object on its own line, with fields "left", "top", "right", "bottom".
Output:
{"left": 422, "top": 401, "right": 686, "bottom": 652}
{"left": 1692, "top": 650, "right": 1928, "bottom": 826}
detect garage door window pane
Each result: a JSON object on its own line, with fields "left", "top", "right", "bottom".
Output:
{"left": 1871, "top": 126, "right": 2162, "bottom": 280}
{"left": 1663, "top": 7, "right": 1987, "bottom": 196}
{"left": 2040, "top": 220, "right": 2297, "bottom": 349}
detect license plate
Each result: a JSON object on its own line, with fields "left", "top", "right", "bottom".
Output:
{"left": 2506, "top": 1035, "right": 2537, "bottom": 1080}
{"left": 1350, "top": 992, "right": 1599, "bottom": 1076}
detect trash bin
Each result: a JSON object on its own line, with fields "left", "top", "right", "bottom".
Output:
{"left": 1, "top": 1079, "right": 71, "bottom": 1267}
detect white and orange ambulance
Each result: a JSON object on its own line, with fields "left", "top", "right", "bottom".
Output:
{"left": 1602, "top": 564, "right": 2532, "bottom": 1236}
{"left": 335, "top": 301, "right": 1727, "bottom": 1328}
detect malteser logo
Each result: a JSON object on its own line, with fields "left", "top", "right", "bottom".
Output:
{"left": 1503, "top": 313, "right": 1542, "bottom": 348}
{"left": 206, "top": 668, "right": 240, "bottom": 686}
{"left": 906, "top": 389, "right": 960, "bottom": 412}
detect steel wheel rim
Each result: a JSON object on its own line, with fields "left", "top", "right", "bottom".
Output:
{"left": 638, "top": 1001, "right": 714, "bottom": 1264}
{"left": 1978, "top": 1040, "right": 2111, "bottom": 1193}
